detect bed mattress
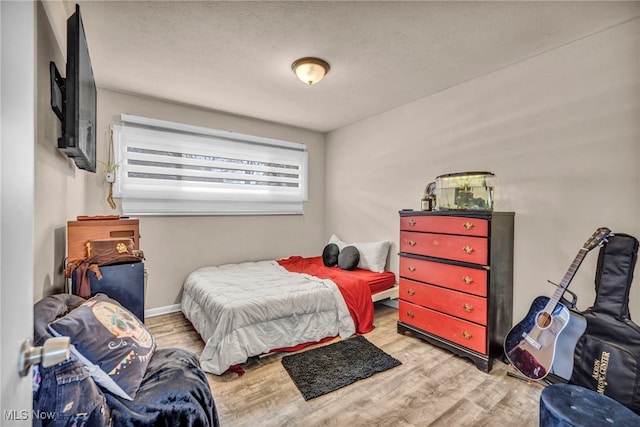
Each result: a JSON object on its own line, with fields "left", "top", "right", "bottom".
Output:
{"left": 277, "top": 256, "right": 396, "bottom": 294}
{"left": 277, "top": 256, "right": 396, "bottom": 332}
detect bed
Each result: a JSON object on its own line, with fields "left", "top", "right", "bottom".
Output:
{"left": 181, "top": 237, "right": 396, "bottom": 375}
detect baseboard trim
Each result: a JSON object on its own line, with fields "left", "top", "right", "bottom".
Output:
{"left": 145, "top": 303, "right": 182, "bottom": 318}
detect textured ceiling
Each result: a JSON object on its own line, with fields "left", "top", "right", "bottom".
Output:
{"left": 63, "top": 1, "right": 639, "bottom": 133}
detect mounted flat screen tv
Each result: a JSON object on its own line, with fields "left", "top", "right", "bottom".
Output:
{"left": 50, "top": 4, "right": 96, "bottom": 173}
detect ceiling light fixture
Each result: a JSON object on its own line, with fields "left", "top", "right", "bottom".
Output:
{"left": 291, "top": 57, "right": 330, "bottom": 85}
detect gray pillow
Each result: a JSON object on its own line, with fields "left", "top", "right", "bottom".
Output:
{"left": 322, "top": 243, "right": 340, "bottom": 267}
{"left": 48, "top": 293, "right": 155, "bottom": 401}
{"left": 338, "top": 246, "right": 360, "bottom": 271}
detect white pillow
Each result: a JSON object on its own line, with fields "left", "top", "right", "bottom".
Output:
{"left": 328, "top": 234, "right": 390, "bottom": 273}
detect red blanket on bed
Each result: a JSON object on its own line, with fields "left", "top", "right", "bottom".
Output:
{"left": 278, "top": 256, "right": 393, "bottom": 334}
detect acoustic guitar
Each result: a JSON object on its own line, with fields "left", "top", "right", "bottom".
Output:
{"left": 504, "top": 227, "right": 612, "bottom": 381}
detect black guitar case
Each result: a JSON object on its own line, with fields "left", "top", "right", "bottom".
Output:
{"left": 569, "top": 233, "right": 640, "bottom": 414}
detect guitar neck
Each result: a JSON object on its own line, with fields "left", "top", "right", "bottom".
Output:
{"left": 543, "top": 248, "right": 588, "bottom": 313}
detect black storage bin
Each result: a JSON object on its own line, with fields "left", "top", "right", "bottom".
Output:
{"left": 72, "top": 262, "right": 145, "bottom": 322}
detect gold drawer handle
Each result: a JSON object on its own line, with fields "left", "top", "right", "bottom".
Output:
{"left": 462, "top": 303, "right": 473, "bottom": 312}
{"left": 462, "top": 246, "right": 474, "bottom": 254}
{"left": 462, "top": 330, "right": 473, "bottom": 339}
{"left": 408, "top": 219, "right": 416, "bottom": 226}
{"left": 408, "top": 240, "right": 417, "bottom": 247}
{"left": 407, "top": 311, "right": 415, "bottom": 318}
{"left": 462, "top": 276, "right": 474, "bottom": 284}
{"left": 408, "top": 265, "right": 416, "bottom": 272}
{"left": 407, "top": 288, "right": 415, "bottom": 296}
{"left": 463, "top": 221, "right": 474, "bottom": 230}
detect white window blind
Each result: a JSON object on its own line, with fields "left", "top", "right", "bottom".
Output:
{"left": 112, "top": 114, "right": 308, "bottom": 215}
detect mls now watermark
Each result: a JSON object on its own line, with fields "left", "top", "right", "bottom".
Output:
{"left": 4, "top": 409, "right": 56, "bottom": 421}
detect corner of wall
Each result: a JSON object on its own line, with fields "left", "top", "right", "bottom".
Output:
{"left": 40, "top": 0, "right": 68, "bottom": 58}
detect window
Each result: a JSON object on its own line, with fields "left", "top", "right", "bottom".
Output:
{"left": 112, "top": 114, "right": 308, "bottom": 215}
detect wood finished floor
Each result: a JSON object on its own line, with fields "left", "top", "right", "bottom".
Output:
{"left": 146, "top": 303, "right": 542, "bottom": 427}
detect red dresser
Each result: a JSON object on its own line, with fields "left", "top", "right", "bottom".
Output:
{"left": 397, "top": 211, "right": 514, "bottom": 372}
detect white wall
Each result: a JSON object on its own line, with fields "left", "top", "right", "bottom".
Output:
{"left": 34, "top": 1, "right": 90, "bottom": 302}
{"left": 325, "top": 19, "right": 640, "bottom": 322}
{"left": 95, "top": 90, "right": 326, "bottom": 309}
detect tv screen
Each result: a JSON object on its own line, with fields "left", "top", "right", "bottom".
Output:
{"left": 54, "top": 4, "right": 97, "bottom": 173}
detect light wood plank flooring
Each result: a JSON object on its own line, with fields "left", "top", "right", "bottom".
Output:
{"left": 146, "top": 303, "right": 542, "bottom": 426}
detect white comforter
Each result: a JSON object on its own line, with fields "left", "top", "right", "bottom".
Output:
{"left": 181, "top": 260, "right": 355, "bottom": 375}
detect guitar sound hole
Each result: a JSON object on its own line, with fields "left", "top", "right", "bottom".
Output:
{"left": 536, "top": 312, "right": 552, "bottom": 328}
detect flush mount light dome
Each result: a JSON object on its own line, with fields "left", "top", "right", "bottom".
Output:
{"left": 291, "top": 57, "right": 330, "bottom": 85}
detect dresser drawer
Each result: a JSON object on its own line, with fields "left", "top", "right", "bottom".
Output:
{"left": 400, "top": 231, "right": 488, "bottom": 264}
{"left": 399, "top": 300, "right": 487, "bottom": 354}
{"left": 400, "top": 216, "right": 488, "bottom": 237}
{"left": 399, "top": 256, "right": 487, "bottom": 296}
{"left": 399, "top": 279, "right": 487, "bottom": 325}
